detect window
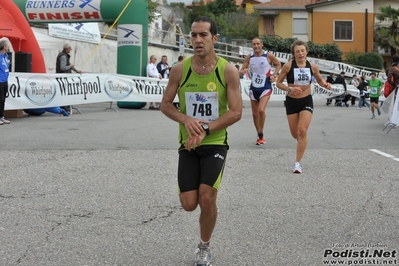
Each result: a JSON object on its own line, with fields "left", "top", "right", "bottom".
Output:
{"left": 334, "top": 21, "right": 353, "bottom": 41}
{"left": 293, "top": 18, "right": 307, "bottom": 34}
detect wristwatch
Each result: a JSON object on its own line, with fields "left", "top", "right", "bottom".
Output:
{"left": 200, "top": 123, "right": 210, "bottom": 135}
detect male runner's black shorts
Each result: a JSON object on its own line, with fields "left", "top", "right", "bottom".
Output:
{"left": 177, "top": 145, "right": 228, "bottom": 193}
{"left": 285, "top": 94, "right": 314, "bottom": 115}
{"left": 370, "top": 97, "right": 379, "bottom": 104}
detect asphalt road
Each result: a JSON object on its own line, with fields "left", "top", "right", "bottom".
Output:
{"left": 0, "top": 99, "right": 398, "bottom": 266}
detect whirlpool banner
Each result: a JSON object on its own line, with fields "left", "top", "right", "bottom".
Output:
{"left": 6, "top": 72, "right": 361, "bottom": 110}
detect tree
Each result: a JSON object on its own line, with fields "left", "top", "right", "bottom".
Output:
{"left": 148, "top": 0, "right": 159, "bottom": 25}
{"left": 345, "top": 50, "right": 362, "bottom": 65}
{"left": 188, "top": 0, "right": 214, "bottom": 26}
{"left": 207, "top": 0, "right": 236, "bottom": 18}
{"left": 220, "top": 11, "right": 258, "bottom": 40}
{"left": 374, "top": 5, "right": 399, "bottom": 56}
{"left": 357, "top": 52, "right": 384, "bottom": 70}
{"left": 261, "top": 37, "right": 342, "bottom": 61}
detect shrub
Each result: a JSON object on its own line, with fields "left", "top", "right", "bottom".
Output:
{"left": 357, "top": 52, "right": 384, "bottom": 70}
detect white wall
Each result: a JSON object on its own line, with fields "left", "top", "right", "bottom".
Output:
{"left": 33, "top": 26, "right": 118, "bottom": 74}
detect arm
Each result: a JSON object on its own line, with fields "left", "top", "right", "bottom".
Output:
{"left": 267, "top": 52, "right": 282, "bottom": 83}
{"left": 207, "top": 63, "right": 242, "bottom": 133}
{"left": 59, "top": 55, "right": 71, "bottom": 71}
{"left": 71, "top": 66, "right": 82, "bottom": 74}
{"left": 276, "top": 61, "right": 296, "bottom": 94}
{"left": 238, "top": 55, "right": 250, "bottom": 77}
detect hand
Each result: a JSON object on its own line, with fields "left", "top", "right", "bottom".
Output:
{"left": 183, "top": 118, "right": 207, "bottom": 138}
{"left": 324, "top": 82, "right": 332, "bottom": 90}
{"left": 77, "top": 70, "right": 82, "bottom": 74}
{"left": 290, "top": 86, "right": 303, "bottom": 96}
{"left": 185, "top": 133, "right": 205, "bottom": 151}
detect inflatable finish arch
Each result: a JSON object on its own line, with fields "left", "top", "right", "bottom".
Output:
{"left": 0, "top": 0, "right": 46, "bottom": 73}
{"left": 11, "top": 0, "right": 148, "bottom": 76}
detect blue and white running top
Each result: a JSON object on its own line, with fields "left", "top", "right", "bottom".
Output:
{"left": 249, "top": 51, "right": 272, "bottom": 91}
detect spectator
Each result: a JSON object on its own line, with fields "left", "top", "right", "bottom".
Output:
{"left": 356, "top": 76, "right": 370, "bottom": 109}
{"left": 156, "top": 55, "right": 171, "bottom": 109}
{"left": 326, "top": 73, "right": 335, "bottom": 106}
{"left": 335, "top": 71, "right": 350, "bottom": 107}
{"left": 172, "top": 55, "right": 184, "bottom": 67}
{"left": 146, "top": 55, "right": 162, "bottom": 110}
{"left": 56, "top": 44, "right": 82, "bottom": 74}
{"left": 386, "top": 54, "right": 399, "bottom": 98}
{"left": 350, "top": 74, "right": 360, "bottom": 106}
{"left": 56, "top": 43, "right": 82, "bottom": 113}
{"left": 0, "top": 39, "right": 10, "bottom": 125}
{"left": 157, "top": 55, "right": 171, "bottom": 79}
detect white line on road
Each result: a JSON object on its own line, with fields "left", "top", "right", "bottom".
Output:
{"left": 369, "top": 149, "right": 398, "bottom": 161}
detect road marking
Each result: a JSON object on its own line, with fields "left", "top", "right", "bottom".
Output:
{"left": 369, "top": 149, "right": 398, "bottom": 161}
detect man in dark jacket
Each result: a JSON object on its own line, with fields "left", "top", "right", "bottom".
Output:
{"left": 56, "top": 44, "right": 82, "bottom": 113}
{"left": 335, "top": 71, "right": 350, "bottom": 107}
{"left": 56, "top": 44, "right": 82, "bottom": 74}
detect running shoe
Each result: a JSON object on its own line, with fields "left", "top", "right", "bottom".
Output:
{"left": 371, "top": 115, "right": 375, "bottom": 119}
{"left": 0, "top": 117, "right": 10, "bottom": 124}
{"left": 194, "top": 243, "right": 212, "bottom": 266}
{"left": 256, "top": 137, "right": 266, "bottom": 145}
{"left": 0, "top": 120, "right": 3, "bottom": 125}
{"left": 377, "top": 108, "right": 381, "bottom": 116}
{"left": 293, "top": 162, "right": 302, "bottom": 174}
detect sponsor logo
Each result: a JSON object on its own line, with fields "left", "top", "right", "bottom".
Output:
{"left": 26, "top": 0, "right": 101, "bottom": 22}
{"left": 305, "top": 106, "right": 314, "bottom": 112}
{"left": 185, "top": 83, "right": 198, "bottom": 88}
{"left": 214, "top": 153, "right": 225, "bottom": 160}
{"left": 104, "top": 76, "right": 133, "bottom": 100}
{"left": 299, "top": 68, "right": 307, "bottom": 74}
{"left": 117, "top": 24, "right": 142, "bottom": 46}
{"left": 207, "top": 82, "right": 216, "bottom": 92}
{"left": 55, "top": 76, "right": 102, "bottom": 100}
{"left": 25, "top": 76, "right": 57, "bottom": 105}
{"left": 195, "top": 93, "right": 207, "bottom": 103}
{"left": 119, "top": 26, "right": 140, "bottom": 39}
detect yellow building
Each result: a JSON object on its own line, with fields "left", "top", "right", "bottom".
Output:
{"left": 237, "top": 0, "right": 262, "bottom": 14}
{"left": 254, "top": 0, "right": 399, "bottom": 63}
{"left": 187, "top": 0, "right": 261, "bottom": 14}
{"left": 254, "top": 0, "right": 315, "bottom": 41}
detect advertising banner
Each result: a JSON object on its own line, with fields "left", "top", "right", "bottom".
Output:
{"left": 5, "top": 72, "right": 362, "bottom": 111}
{"left": 5, "top": 72, "right": 359, "bottom": 110}
{"left": 48, "top": 23, "right": 101, "bottom": 44}
{"left": 25, "top": 0, "right": 102, "bottom": 22}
